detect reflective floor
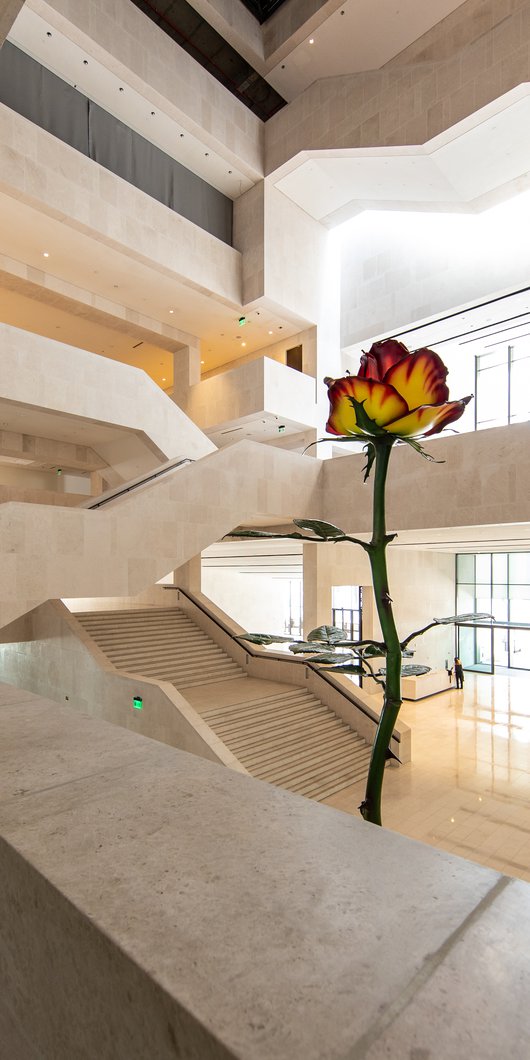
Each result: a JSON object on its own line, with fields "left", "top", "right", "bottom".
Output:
{"left": 324, "top": 672, "right": 530, "bottom": 883}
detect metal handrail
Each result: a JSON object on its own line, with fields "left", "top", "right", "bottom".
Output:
{"left": 84, "top": 457, "right": 194, "bottom": 510}
{"left": 168, "top": 585, "right": 397, "bottom": 744}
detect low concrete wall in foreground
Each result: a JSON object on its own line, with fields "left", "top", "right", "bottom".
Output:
{"left": 1, "top": 682, "right": 529, "bottom": 1059}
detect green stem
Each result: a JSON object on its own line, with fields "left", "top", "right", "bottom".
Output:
{"left": 360, "top": 438, "right": 402, "bottom": 826}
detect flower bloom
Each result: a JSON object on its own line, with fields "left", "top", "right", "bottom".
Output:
{"left": 325, "top": 339, "right": 472, "bottom": 439}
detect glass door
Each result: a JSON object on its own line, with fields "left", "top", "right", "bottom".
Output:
{"left": 457, "top": 624, "right": 493, "bottom": 673}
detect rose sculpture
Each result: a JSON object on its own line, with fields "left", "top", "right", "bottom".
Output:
{"left": 325, "top": 338, "right": 471, "bottom": 440}
{"left": 230, "top": 339, "right": 481, "bottom": 827}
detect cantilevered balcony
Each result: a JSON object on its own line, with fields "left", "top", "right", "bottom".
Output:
{"left": 183, "top": 356, "right": 319, "bottom": 448}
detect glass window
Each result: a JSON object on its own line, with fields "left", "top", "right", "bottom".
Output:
{"left": 509, "top": 554, "right": 530, "bottom": 585}
{"left": 475, "top": 554, "right": 491, "bottom": 584}
{"left": 510, "top": 338, "right": 530, "bottom": 423}
{"left": 457, "top": 554, "right": 475, "bottom": 582}
{"left": 492, "top": 553, "right": 507, "bottom": 584}
{"left": 456, "top": 584, "right": 475, "bottom": 614}
{"left": 475, "top": 342, "right": 530, "bottom": 430}
{"left": 476, "top": 351, "right": 508, "bottom": 429}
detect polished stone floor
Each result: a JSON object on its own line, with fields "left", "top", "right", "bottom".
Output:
{"left": 325, "top": 672, "right": 530, "bottom": 883}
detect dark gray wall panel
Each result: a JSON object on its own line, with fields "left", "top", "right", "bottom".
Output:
{"left": 0, "top": 40, "right": 233, "bottom": 245}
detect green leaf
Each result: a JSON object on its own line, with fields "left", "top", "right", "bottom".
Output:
{"left": 307, "top": 625, "right": 345, "bottom": 645}
{"left": 293, "top": 518, "right": 345, "bottom": 540}
{"left": 398, "top": 436, "right": 442, "bottom": 463}
{"left": 347, "top": 397, "right": 387, "bottom": 436}
{"left": 433, "top": 612, "right": 494, "bottom": 625}
{"left": 362, "top": 441, "right": 376, "bottom": 482}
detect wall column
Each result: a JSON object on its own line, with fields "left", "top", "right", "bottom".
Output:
{"left": 172, "top": 345, "right": 201, "bottom": 411}
{"left": 302, "top": 542, "right": 334, "bottom": 638}
{"left": 173, "top": 555, "right": 202, "bottom": 594}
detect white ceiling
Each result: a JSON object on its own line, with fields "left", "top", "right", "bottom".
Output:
{"left": 266, "top": 0, "right": 469, "bottom": 101}
{"left": 274, "top": 88, "right": 530, "bottom": 227}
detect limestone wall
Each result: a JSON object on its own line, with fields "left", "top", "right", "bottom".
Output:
{"left": 1, "top": 685, "right": 528, "bottom": 1059}
{"left": 265, "top": 0, "right": 530, "bottom": 171}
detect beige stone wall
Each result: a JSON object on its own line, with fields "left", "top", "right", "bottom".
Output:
{"left": 201, "top": 327, "right": 317, "bottom": 379}
{"left": 322, "top": 422, "right": 530, "bottom": 533}
{"left": 32, "top": 0, "right": 263, "bottom": 177}
{"left": 0, "top": 441, "right": 323, "bottom": 629}
{"left": 0, "top": 600, "right": 240, "bottom": 767}
{"left": 0, "top": 0, "right": 24, "bottom": 43}
{"left": 303, "top": 541, "right": 455, "bottom": 670}
{"left": 265, "top": 0, "right": 530, "bottom": 171}
{"left": 181, "top": 355, "right": 318, "bottom": 433}
{"left": 0, "top": 106, "right": 241, "bottom": 306}
{"left": 0, "top": 322, "right": 215, "bottom": 477}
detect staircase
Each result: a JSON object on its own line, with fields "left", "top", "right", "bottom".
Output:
{"left": 75, "top": 607, "right": 247, "bottom": 689}
{"left": 74, "top": 606, "right": 372, "bottom": 801}
{"left": 201, "top": 689, "right": 372, "bottom": 802}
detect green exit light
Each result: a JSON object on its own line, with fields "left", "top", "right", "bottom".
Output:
{"left": 238, "top": 316, "right": 246, "bottom": 327}
{"left": 132, "top": 695, "right": 143, "bottom": 711}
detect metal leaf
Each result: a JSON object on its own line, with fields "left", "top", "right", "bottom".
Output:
{"left": 293, "top": 518, "right": 345, "bottom": 540}
{"left": 289, "top": 641, "right": 328, "bottom": 654}
{"left": 319, "top": 662, "right": 365, "bottom": 674}
{"left": 433, "top": 612, "right": 494, "bottom": 625}
{"left": 240, "top": 633, "right": 294, "bottom": 645}
{"left": 307, "top": 625, "right": 345, "bottom": 644}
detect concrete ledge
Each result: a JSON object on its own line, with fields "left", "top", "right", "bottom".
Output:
{"left": 1, "top": 682, "right": 530, "bottom": 1058}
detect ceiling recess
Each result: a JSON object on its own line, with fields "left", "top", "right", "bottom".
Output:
{"left": 129, "top": 0, "right": 286, "bottom": 120}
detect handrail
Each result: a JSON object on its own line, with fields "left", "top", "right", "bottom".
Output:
{"left": 168, "top": 585, "right": 399, "bottom": 746}
{"left": 84, "top": 457, "right": 194, "bottom": 510}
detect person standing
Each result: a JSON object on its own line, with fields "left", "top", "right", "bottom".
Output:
{"left": 454, "top": 657, "right": 464, "bottom": 689}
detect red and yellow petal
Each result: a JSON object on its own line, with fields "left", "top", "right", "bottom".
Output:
{"left": 325, "top": 376, "right": 408, "bottom": 436}
{"left": 385, "top": 396, "right": 471, "bottom": 438}
{"left": 384, "top": 348, "right": 449, "bottom": 409}
{"left": 358, "top": 339, "right": 409, "bottom": 382}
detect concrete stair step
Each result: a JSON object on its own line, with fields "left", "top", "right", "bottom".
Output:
{"left": 201, "top": 688, "right": 310, "bottom": 721}
{"left": 175, "top": 673, "right": 248, "bottom": 689}
{"left": 286, "top": 758, "right": 368, "bottom": 797}
{"left": 210, "top": 700, "right": 325, "bottom": 735}
{"left": 240, "top": 726, "right": 358, "bottom": 769}
{"left": 287, "top": 753, "right": 372, "bottom": 799}
{"left": 256, "top": 742, "right": 370, "bottom": 787}
{"left": 225, "top": 715, "right": 346, "bottom": 754}
{"left": 252, "top": 736, "right": 367, "bottom": 782}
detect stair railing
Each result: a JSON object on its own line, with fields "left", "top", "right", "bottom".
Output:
{"left": 166, "top": 586, "right": 409, "bottom": 763}
{"left": 83, "top": 457, "right": 194, "bottom": 510}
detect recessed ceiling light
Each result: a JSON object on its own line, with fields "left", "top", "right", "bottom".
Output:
{"left": 309, "top": 37, "right": 314, "bottom": 44}
{"left": 162, "top": 377, "right": 166, "bottom": 382}
{"left": 241, "top": 342, "right": 246, "bottom": 347}
{"left": 83, "top": 59, "right": 88, "bottom": 65}
{"left": 119, "top": 86, "right": 124, "bottom": 92}
{"left": 201, "top": 360, "right": 205, "bottom": 365}
{"left": 268, "top": 330, "right": 273, "bottom": 335}
{"left": 43, "top": 251, "right": 49, "bottom": 258}
{"left": 169, "top": 309, "right": 174, "bottom": 314}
